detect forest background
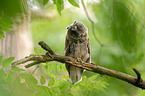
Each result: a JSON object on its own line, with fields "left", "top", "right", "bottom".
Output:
{"left": 0, "top": 0, "right": 145, "bottom": 96}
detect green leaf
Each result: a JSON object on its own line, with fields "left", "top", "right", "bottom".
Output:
{"left": 48, "top": 88, "right": 56, "bottom": 95}
{"left": 57, "top": 64, "right": 62, "bottom": 74}
{"left": 68, "top": 0, "right": 79, "bottom": 7}
{"left": 51, "top": 87, "right": 61, "bottom": 95}
{"left": 0, "top": 69, "right": 6, "bottom": 79}
{"left": 11, "top": 67, "right": 25, "bottom": 72}
{"left": 30, "top": 54, "right": 36, "bottom": 56}
{"left": 34, "top": 47, "right": 39, "bottom": 54}
{"left": 43, "top": 0, "right": 49, "bottom": 6}
{"left": 71, "top": 86, "right": 83, "bottom": 96}
{"left": 2, "top": 57, "right": 15, "bottom": 68}
{"left": 0, "top": 69, "right": 7, "bottom": 84}
{"left": 0, "top": 56, "right": 2, "bottom": 66}
{"left": 40, "top": 76, "right": 46, "bottom": 85}
{"left": 52, "top": 63, "right": 56, "bottom": 74}
{"left": 45, "top": 64, "right": 54, "bottom": 77}
{"left": 48, "top": 78, "right": 55, "bottom": 86}
{"left": 6, "top": 71, "right": 15, "bottom": 88}
{"left": 87, "top": 75, "right": 98, "bottom": 81}
{"left": 35, "top": 85, "right": 51, "bottom": 96}
{"left": 20, "top": 73, "right": 38, "bottom": 86}
{"left": 13, "top": 76, "right": 35, "bottom": 96}
{"left": 0, "top": 17, "right": 14, "bottom": 33}
{"left": 0, "top": 31, "right": 5, "bottom": 39}
{"left": 0, "top": 87, "right": 10, "bottom": 96}
{"left": 0, "top": 17, "right": 13, "bottom": 28}
{"left": 56, "top": 0, "right": 64, "bottom": 15}
{"left": 0, "top": 0, "right": 26, "bottom": 17}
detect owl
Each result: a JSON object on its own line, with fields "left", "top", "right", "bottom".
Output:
{"left": 65, "top": 20, "right": 91, "bottom": 85}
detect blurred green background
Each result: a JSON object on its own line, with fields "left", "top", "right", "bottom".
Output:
{"left": 0, "top": 0, "right": 145, "bottom": 96}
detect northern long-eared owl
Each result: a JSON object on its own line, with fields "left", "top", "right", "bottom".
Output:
{"left": 65, "top": 20, "right": 91, "bottom": 85}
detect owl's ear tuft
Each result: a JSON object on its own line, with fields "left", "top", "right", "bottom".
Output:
{"left": 73, "top": 20, "right": 77, "bottom": 24}
{"left": 66, "top": 26, "right": 69, "bottom": 29}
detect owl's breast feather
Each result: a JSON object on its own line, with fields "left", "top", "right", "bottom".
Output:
{"left": 68, "top": 41, "right": 89, "bottom": 62}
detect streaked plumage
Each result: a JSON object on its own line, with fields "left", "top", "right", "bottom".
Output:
{"left": 65, "top": 21, "right": 91, "bottom": 85}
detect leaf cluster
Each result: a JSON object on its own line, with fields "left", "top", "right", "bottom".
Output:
{"left": 0, "top": 56, "right": 107, "bottom": 96}
{"left": 0, "top": 0, "right": 27, "bottom": 39}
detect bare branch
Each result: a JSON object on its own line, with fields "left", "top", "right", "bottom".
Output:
{"left": 38, "top": 41, "right": 56, "bottom": 55}
{"left": 11, "top": 55, "right": 53, "bottom": 67}
{"left": 25, "top": 61, "right": 41, "bottom": 68}
{"left": 132, "top": 67, "right": 143, "bottom": 83}
{"left": 12, "top": 41, "right": 145, "bottom": 90}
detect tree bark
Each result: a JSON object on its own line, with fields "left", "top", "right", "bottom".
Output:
{"left": 12, "top": 41, "right": 145, "bottom": 90}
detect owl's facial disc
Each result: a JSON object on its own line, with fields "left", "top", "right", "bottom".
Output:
{"left": 71, "top": 26, "right": 78, "bottom": 32}
{"left": 70, "top": 25, "right": 82, "bottom": 37}
{"left": 67, "top": 21, "right": 87, "bottom": 39}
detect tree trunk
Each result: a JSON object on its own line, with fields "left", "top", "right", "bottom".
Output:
{"left": 0, "top": 14, "right": 34, "bottom": 60}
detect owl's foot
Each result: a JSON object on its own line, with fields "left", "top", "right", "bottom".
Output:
{"left": 76, "top": 58, "right": 83, "bottom": 63}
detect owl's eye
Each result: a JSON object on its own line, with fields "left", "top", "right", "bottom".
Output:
{"left": 77, "top": 24, "right": 83, "bottom": 30}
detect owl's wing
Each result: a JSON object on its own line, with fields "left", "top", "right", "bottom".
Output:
{"left": 65, "top": 37, "right": 71, "bottom": 56}
{"left": 86, "top": 38, "right": 91, "bottom": 63}
{"left": 65, "top": 37, "right": 71, "bottom": 75}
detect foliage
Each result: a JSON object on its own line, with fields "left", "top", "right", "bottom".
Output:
{"left": 0, "top": 0, "right": 145, "bottom": 96}
{"left": 68, "top": 0, "right": 79, "bottom": 8}
{"left": 0, "top": 17, "right": 14, "bottom": 39}
{"left": 0, "top": 56, "right": 107, "bottom": 96}
{"left": 0, "top": 0, "right": 27, "bottom": 39}
{"left": 2, "top": 57, "right": 15, "bottom": 68}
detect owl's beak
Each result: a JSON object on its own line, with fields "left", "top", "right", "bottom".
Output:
{"left": 71, "top": 26, "right": 81, "bottom": 36}
{"left": 71, "top": 26, "right": 77, "bottom": 31}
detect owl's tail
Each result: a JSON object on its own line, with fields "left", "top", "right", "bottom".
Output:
{"left": 69, "top": 66, "right": 83, "bottom": 85}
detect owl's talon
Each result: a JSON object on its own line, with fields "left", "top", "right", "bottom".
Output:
{"left": 77, "top": 58, "right": 83, "bottom": 63}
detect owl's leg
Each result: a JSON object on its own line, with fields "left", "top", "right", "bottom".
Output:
{"left": 69, "top": 65, "right": 83, "bottom": 85}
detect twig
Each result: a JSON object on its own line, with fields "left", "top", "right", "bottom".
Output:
{"left": 25, "top": 61, "right": 42, "bottom": 68}
{"left": 12, "top": 41, "right": 145, "bottom": 90}
{"left": 29, "top": 65, "right": 39, "bottom": 78}
{"left": 132, "top": 67, "right": 143, "bottom": 83}
{"left": 81, "top": 0, "right": 103, "bottom": 47}
{"left": 38, "top": 41, "right": 56, "bottom": 55}
{"left": 11, "top": 55, "right": 53, "bottom": 67}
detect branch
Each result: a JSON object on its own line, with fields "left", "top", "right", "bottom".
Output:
{"left": 12, "top": 41, "right": 145, "bottom": 89}
{"left": 132, "top": 67, "right": 143, "bottom": 83}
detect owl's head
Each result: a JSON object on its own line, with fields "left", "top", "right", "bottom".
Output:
{"left": 67, "top": 20, "right": 88, "bottom": 39}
